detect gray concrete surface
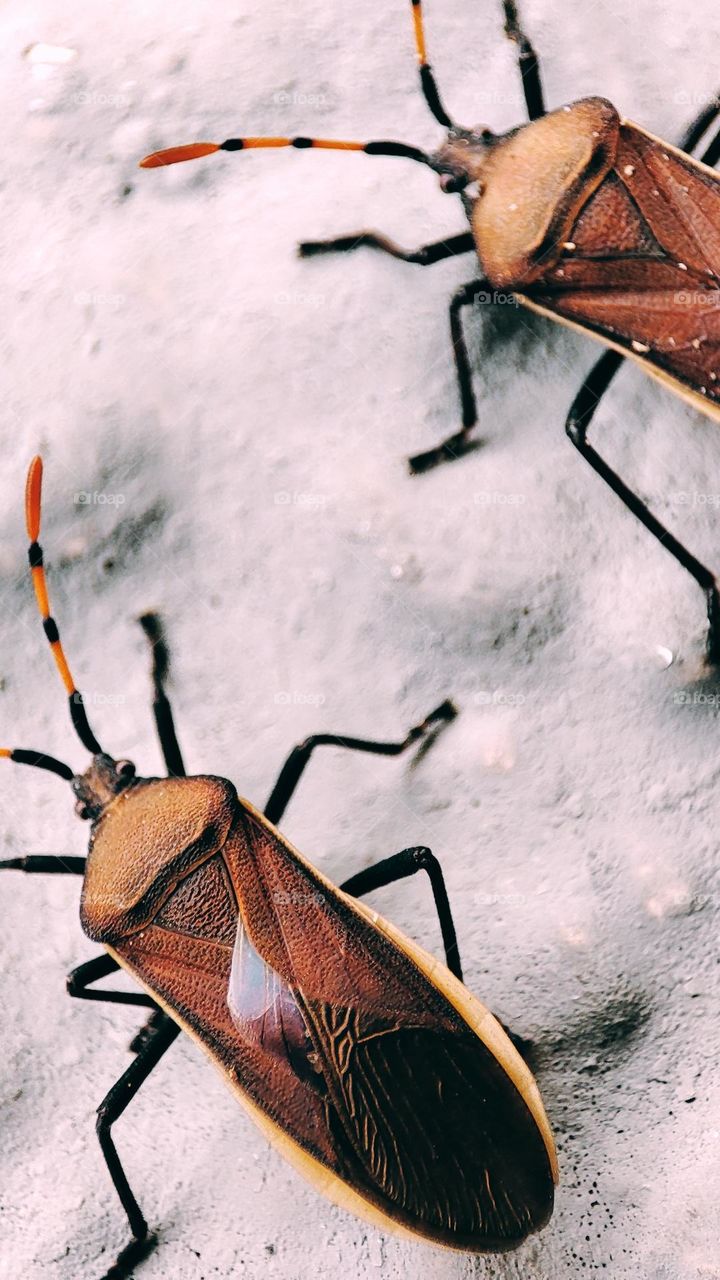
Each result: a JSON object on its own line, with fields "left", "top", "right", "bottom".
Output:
{"left": 1, "top": 2, "right": 720, "bottom": 1278}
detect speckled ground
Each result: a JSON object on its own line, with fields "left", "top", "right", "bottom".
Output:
{"left": 1, "top": 3, "right": 720, "bottom": 1278}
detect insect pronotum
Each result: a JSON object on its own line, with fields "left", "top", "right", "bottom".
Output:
{"left": 140, "top": 0, "right": 720, "bottom": 663}
{"left": 1, "top": 458, "right": 557, "bottom": 1280}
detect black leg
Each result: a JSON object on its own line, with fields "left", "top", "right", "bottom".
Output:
{"left": 409, "top": 278, "right": 489, "bottom": 473}
{"left": 132, "top": 615, "right": 187, "bottom": 1053}
{"left": 299, "top": 235, "right": 484, "bottom": 474}
{"left": 127, "top": 1007, "right": 174, "bottom": 1056}
{"left": 562, "top": 114, "right": 720, "bottom": 663}
{"left": 298, "top": 230, "right": 475, "bottom": 266}
{"left": 407, "top": 0, "right": 455, "bottom": 128}
{"left": 341, "top": 845, "right": 463, "bottom": 982}
{"left": 67, "top": 953, "right": 160, "bottom": 1011}
{"left": 264, "top": 699, "right": 457, "bottom": 827}
{"left": 502, "top": 0, "right": 545, "bottom": 121}
{"left": 0, "top": 854, "right": 86, "bottom": 874}
{"left": 701, "top": 123, "right": 720, "bottom": 169}
{"left": 95, "top": 1014, "right": 181, "bottom": 1280}
{"left": 138, "top": 613, "right": 186, "bottom": 779}
{"left": 565, "top": 350, "right": 720, "bottom": 663}
{"left": 677, "top": 93, "right": 720, "bottom": 155}
{"left": 67, "top": 954, "right": 173, "bottom": 1055}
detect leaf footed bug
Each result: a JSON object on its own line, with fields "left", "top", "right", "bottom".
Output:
{"left": 1, "top": 458, "right": 557, "bottom": 1279}
{"left": 140, "top": 1, "right": 720, "bottom": 662}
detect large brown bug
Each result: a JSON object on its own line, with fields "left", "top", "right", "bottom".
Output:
{"left": 1, "top": 458, "right": 557, "bottom": 1280}
{"left": 141, "top": 1, "right": 720, "bottom": 662}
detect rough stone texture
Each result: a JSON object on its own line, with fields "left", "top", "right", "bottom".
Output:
{"left": 1, "top": 3, "right": 719, "bottom": 1278}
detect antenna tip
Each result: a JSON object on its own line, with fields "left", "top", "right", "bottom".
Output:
{"left": 139, "top": 142, "right": 220, "bottom": 168}
{"left": 25, "top": 455, "right": 43, "bottom": 542}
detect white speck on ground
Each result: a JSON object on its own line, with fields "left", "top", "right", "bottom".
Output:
{"left": 1, "top": 3, "right": 720, "bottom": 1279}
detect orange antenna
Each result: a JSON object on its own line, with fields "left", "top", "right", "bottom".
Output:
{"left": 25, "top": 457, "right": 103, "bottom": 756}
{"left": 0, "top": 745, "right": 73, "bottom": 780}
{"left": 140, "top": 5, "right": 457, "bottom": 174}
{"left": 140, "top": 135, "right": 434, "bottom": 170}
{"left": 409, "top": 0, "right": 454, "bottom": 127}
